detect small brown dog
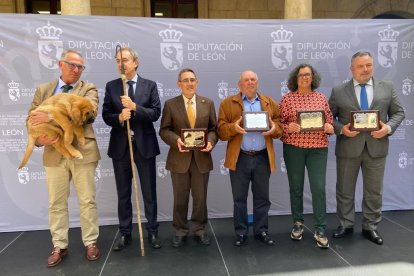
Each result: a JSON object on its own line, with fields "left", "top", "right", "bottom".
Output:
{"left": 18, "top": 93, "right": 96, "bottom": 169}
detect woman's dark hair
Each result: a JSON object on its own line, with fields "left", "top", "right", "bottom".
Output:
{"left": 287, "top": 63, "right": 321, "bottom": 92}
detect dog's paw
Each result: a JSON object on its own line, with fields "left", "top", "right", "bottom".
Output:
{"left": 78, "top": 138, "right": 85, "bottom": 146}
{"left": 71, "top": 150, "right": 83, "bottom": 160}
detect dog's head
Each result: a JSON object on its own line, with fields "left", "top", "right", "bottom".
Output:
{"left": 81, "top": 102, "right": 97, "bottom": 124}
{"left": 72, "top": 99, "right": 97, "bottom": 125}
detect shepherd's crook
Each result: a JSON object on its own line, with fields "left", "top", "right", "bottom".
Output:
{"left": 116, "top": 45, "right": 145, "bottom": 256}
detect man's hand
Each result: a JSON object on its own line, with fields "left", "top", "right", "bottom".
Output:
{"left": 263, "top": 119, "right": 276, "bottom": 136}
{"left": 234, "top": 116, "right": 247, "bottom": 134}
{"left": 371, "top": 121, "right": 388, "bottom": 139}
{"left": 324, "top": 123, "right": 334, "bottom": 135}
{"left": 119, "top": 108, "right": 131, "bottom": 122}
{"left": 36, "top": 134, "right": 59, "bottom": 146}
{"left": 341, "top": 123, "right": 359, "bottom": 137}
{"left": 201, "top": 142, "right": 213, "bottom": 152}
{"left": 177, "top": 138, "right": 190, "bottom": 153}
{"left": 287, "top": 122, "right": 300, "bottom": 133}
{"left": 121, "top": 95, "right": 136, "bottom": 111}
{"left": 30, "top": 111, "right": 50, "bottom": 126}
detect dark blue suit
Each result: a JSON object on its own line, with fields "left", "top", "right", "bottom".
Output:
{"left": 102, "top": 74, "right": 161, "bottom": 235}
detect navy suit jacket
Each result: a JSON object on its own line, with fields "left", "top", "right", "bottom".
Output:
{"left": 102, "top": 74, "right": 161, "bottom": 160}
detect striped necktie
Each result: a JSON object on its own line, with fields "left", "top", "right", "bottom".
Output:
{"left": 61, "top": 84, "right": 72, "bottom": 93}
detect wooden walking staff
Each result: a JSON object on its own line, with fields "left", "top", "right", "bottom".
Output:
{"left": 116, "top": 45, "right": 145, "bottom": 256}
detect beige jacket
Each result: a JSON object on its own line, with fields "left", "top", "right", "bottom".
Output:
{"left": 27, "top": 79, "right": 101, "bottom": 166}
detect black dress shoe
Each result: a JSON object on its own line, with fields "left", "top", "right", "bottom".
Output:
{"left": 255, "top": 232, "right": 275, "bottom": 246}
{"left": 333, "top": 226, "right": 354, "bottom": 238}
{"left": 148, "top": 233, "right": 162, "bottom": 249}
{"left": 362, "top": 229, "right": 383, "bottom": 245}
{"left": 233, "top": 235, "right": 247, "bottom": 246}
{"left": 113, "top": 234, "right": 131, "bottom": 251}
{"left": 194, "top": 234, "right": 211, "bottom": 246}
{"left": 172, "top": 235, "right": 187, "bottom": 248}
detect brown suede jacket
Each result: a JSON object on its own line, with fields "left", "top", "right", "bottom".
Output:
{"left": 217, "top": 92, "right": 282, "bottom": 172}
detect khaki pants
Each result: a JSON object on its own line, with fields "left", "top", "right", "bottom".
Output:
{"left": 45, "top": 159, "right": 99, "bottom": 249}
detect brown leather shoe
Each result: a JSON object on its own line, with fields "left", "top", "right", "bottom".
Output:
{"left": 47, "top": 247, "right": 68, "bottom": 267}
{"left": 86, "top": 243, "right": 100, "bottom": 261}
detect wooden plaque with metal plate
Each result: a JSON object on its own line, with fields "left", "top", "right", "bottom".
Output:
{"left": 350, "top": 110, "right": 380, "bottom": 131}
{"left": 297, "top": 110, "right": 325, "bottom": 131}
{"left": 243, "top": 111, "right": 269, "bottom": 132}
{"left": 181, "top": 128, "right": 208, "bottom": 150}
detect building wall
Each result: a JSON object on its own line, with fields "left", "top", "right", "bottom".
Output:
{"left": 90, "top": 0, "right": 146, "bottom": 16}
{"left": 0, "top": 0, "right": 15, "bottom": 13}
{"left": 1, "top": 0, "right": 414, "bottom": 18}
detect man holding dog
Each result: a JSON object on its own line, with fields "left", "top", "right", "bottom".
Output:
{"left": 27, "top": 49, "right": 101, "bottom": 267}
{"left": 102, "top": 47, "right": 162, "bottom": 250}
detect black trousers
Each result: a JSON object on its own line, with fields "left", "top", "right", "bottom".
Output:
{"left": 112, "top": 142, "right": 159, "bottom": 235}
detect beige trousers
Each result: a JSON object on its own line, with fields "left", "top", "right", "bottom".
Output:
{"left": 45, "top": 159, "right": 99, "bottom": 249}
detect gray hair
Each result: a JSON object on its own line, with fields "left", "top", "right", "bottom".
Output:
{"left": 116, "top": 47, "right": 140, "bottom": 70}
{"left": 60, "top": 49, "right": 83, "bottom": 60}
{"left": 351, "top": 51, "right": 373, "bottom": 65}
{"left": 239, "top": 70, "right": 259, "bottom": 82}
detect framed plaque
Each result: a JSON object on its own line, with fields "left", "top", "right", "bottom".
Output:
{"left": 297, "top": 110, "right": 325, "bottom": 131}
{"left": 350, "top": 110, "right": 380, "bottom": 131}
{"left": 243, "top": 111, "right": 269, "bottom": 132}
{"left": 181, "top": 128, "right": 208, "bottom": 150}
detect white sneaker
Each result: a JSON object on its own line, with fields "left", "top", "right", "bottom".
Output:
{"left": 290, "top": 221, "right": 304, "bottom": 240}
{"left": 314, "top": 231, "right": 329, "bottom": 249}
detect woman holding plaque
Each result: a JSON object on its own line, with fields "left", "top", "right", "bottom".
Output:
{"left": 279, "top": 64, "right": 334, "bottom": 249}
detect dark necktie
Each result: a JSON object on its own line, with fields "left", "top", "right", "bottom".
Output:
{"left": 61, "top": 84, "right": 73, "bottom": 93}
{"left": 360, "top": 84, "right": 369, "bottom": 110}
{"left": 127, "top": 80, "right": 135, "bottom": 101}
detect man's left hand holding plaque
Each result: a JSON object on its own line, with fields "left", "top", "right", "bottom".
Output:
{"left": 180, "top": 128, "right": 208, "bottom": 150}
{"left": 243, "top": 111, "right": 270, "bottom": 132}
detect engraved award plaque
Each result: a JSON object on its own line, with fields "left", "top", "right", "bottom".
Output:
{"left": 181, "top": 128, "right": 208, "bottom": 150}
{"left": 243, "top": 111, "right": 269, "bottom": 132}
{"left": 350, "top": 110, "right": 380, "bottom": 131}
{"left": 297, "top": 110, "right": 325, "bottom": 131}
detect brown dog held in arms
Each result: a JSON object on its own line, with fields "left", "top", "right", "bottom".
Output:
{"left": 18, "top": 93, "right": 96, "bottom": 169}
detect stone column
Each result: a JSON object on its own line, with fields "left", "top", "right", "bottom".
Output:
{"left": 284, "top": 0, "right": 312, "bottom": 19}
{"left": 198, "top": 0, "right": 209, "bottom": 19}
{"left": 61, "top": 0, "right": 91, "bottom": 16}
{"left": 144, "top": 0, "right": 151, "bottom": 17}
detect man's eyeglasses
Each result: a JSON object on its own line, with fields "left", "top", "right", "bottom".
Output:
{"left": 297, "top": 73, "right": 312, "bottom": 79}
{"left": 180, "top": 78, "right": 197, "bottom": 83}
{"left": 62, "top": 60, "right": 86, "bottom": 72}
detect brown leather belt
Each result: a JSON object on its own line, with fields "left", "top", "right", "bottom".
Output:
{"left": 240, "top": 149, "right": 267, "bottom": 156}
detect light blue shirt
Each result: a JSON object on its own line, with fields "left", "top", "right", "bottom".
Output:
{"left": 353, "top": 78, "right": 373, "bottom": 108}
{"left": 241, "top": 94, "right": 266, "bottom": 151}
{"left": 126, "top": 74, "right": 138, "bottom": 97}
{"left": 54, "top": 77, "right": 78, "bottom": 94}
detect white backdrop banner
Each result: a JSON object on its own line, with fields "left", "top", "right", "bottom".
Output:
{"left": 0, "top": 14, "right": 413, "bottom": 232}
